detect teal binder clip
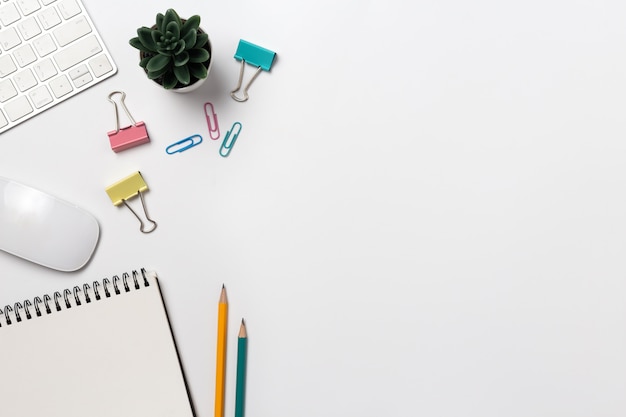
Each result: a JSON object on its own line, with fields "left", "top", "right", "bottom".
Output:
{"left": 230, "top": 39, "right": 276, "bottom": 102}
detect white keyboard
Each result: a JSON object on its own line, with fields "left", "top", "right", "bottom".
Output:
{"left": 0, "top": 0, "right": 116, "bottom": 134}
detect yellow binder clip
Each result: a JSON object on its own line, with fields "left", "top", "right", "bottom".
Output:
{"left": 105, "top": 171, "right": 157, "bottom": 233}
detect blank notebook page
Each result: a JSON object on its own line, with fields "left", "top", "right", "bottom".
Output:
{"left": 0, "top": 271, "right": 195, "bottom": 417}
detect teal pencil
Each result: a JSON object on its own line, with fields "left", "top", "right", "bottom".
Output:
{"left": 235, "top": 319, "right": 248, "bottom": 417}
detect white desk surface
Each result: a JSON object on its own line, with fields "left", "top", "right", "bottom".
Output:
{"left": 1, "top": 0, "right": 625, "bottom": 415}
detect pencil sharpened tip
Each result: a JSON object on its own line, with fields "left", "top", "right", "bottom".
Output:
{"left": 239, "top": 319, "right": 247, "bottom": 338}
{"left": 219, "top": 285, "right": 228, "bottom": 303}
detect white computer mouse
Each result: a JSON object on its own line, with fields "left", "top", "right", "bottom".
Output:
{"left": 0, "top": 177, "right": 99, "bottom": 272}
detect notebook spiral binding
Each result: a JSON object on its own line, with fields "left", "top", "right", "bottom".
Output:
{"left": 0, "top": 268, "right": 151, "bottom": 327}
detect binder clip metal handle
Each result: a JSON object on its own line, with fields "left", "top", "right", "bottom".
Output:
{"left": 122, "top": 191, "right": 157, "bottom": 234}
{"left": 108, "top": 91, "right": 137, "bottom": 133}
{"left": 105, "top": 171, "right": 157, "bottom": 234}
{"left": 106, "top": 91, "right": 150, "bottom": 153}
{"left": 230, "top": 63, "right": 262, "bottom": 103}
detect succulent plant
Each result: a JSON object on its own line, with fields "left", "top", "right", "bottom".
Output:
{"left": 129, "top": 9, "right": 211, "bottom": 89}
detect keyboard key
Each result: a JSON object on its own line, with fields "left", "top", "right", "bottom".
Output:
{"left": 17, "top": 17, "right": 42, "bottom": 40}
{"left": 68, "top": 63, "right": 87, "bottom": 79}
{"left": 0, "top": 3, "right": 20, "bottom": 26}
{"left": 0, "top": 27, "right": 22, "bottom": 51}
{"left": 42, "top": 0, "right": 57, "bottom": 5}
{"left": 89, "top": 54, "right": 113, "bottom": 77}
{"left": 17, "top": 0, "right": 41, "bottom": 16}
{"left": 0, "top": 110, "right": 8, "bottom": 128}
{"left": 58, "top": 0, "right": 80, "bottom": 19}
{"left": 49, "top": 73, "right": 72, "bottom": 97}
{"left": 13, "top": 68, "right": 37, "bottom": 91}
{"left": 33, "top": 33, "right": 57, "bottom": 57}
{"left": 71, "top": 71, "right": 91, "bottom": 87}
{"left": 4, "top": 95, "right": 33, "bottom": 121}
{"left": 13, "top": 44, "right": 37, "bottom": 67}
{"left": 53, "top": 34, "right": 100, "bottom": 71}
{"left": 28, "top": 85, "right": 53, "bottom": 108}
{"left": 53, "top": 15, "right": 91, "bottom": 46}
{"left": 37, "top": 6, "right": 61, "bottom": 30}
{"left": 33, "top": 57, "right": 56, "bottom": 81}
{"left": 0, "top": 78, "right": 17, "bottom": 101}
{"left": 68, "top": 64, "right": 91, "bottom": 86}
{"left": 0, "top": 55, "right": 17, "bottom": 77}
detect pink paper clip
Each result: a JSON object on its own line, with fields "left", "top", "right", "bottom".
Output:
{"left": 204, "top": 102, "right": 220, "bottom": 140}
{"left": 107, "top": 91, "right": 150, "bottom": 152}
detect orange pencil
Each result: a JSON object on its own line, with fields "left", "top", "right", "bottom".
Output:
{"left": 214, "top": 285, "right": 228, "bottom": 417}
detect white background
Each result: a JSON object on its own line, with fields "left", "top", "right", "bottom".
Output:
{"left": 1, "top": 0, "right": 626, "bottom": 416}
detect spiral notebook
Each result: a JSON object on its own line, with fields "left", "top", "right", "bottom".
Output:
{"left": 0, "top": 268, "right": 195, "bottom": 417}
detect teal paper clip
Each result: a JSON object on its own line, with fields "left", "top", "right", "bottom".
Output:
{"left": 166, "top": 134, "right": 203, "bottom": 154}
{"left": 230, "top": 39, "right": 276, "bottom": 102}
{"left": 220, "top": 122, "right": 242, "bottom": 157}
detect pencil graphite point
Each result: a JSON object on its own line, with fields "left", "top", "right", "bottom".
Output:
{"left": 239, "top": 319, "right": 247, "bottom": 338}
{"left": 219, "top": 285, "right": 227, "bottom": 303}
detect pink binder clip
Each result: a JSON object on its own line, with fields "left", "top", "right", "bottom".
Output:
{"left": 107, "top": 91, "right": 150, "bottom": 152}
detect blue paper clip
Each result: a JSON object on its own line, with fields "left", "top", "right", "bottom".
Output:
{"left": 231, "top": 39, "right": 276, "bottom": 102}
{"left": 219, "top": 122, "right": 242, "bottom": 157}
{"left": 166, "top": 134, "right": 203, "bottom": 154}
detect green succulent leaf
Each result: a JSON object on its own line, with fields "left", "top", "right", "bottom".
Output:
{"left": 174, "top": 51, "right": 189, "bottom": 67}
{"left": 139, "top": 55, "right": 152, "bottom": 69}
{"left": 181, "top": 28, "right": 197, "bottom": 51}
{"left": 175, "top": 40, "right": 186, "bottom": 55}
{"left": 162, "top": 72, "right": 178, "bottom": 89}
{"left": 159, "top": 40, "right": 175, "bottom": 53}
{"left": 180, "top": 15, "right": 200, "bottom": 37}
{"left": 146, "top": 54, "right": 170, "bottom": 72}
{"left": 135, "top": 27, "right": 157, "bottom": 52}
{"left": 129, "top": 37, "right": 151, "bottom": 53}
{"left": 189, "top": 62, "right": 208, "bottom": 80}
{"left": 164, "top": 9, "right": 181, "bottom": 30}
{"left": 188, "top": 48, "right": 209, "bottom": 63}
{"left": 151, "top": 30, "right": 164, "bottom": 49}
{"left": 156, "top": 13, "right": 165, "bottom": 32}
{"left": 173, "top": 65, "right": 190, "bottom": 85}
{"left": 165, "top": 21, "right": 180, "bottom": 40}
{"left": 147, "top": 65, "right": 168, "bottom": 80}
{"left": 194, "top": 33, "right": 208, "bottom": 49}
